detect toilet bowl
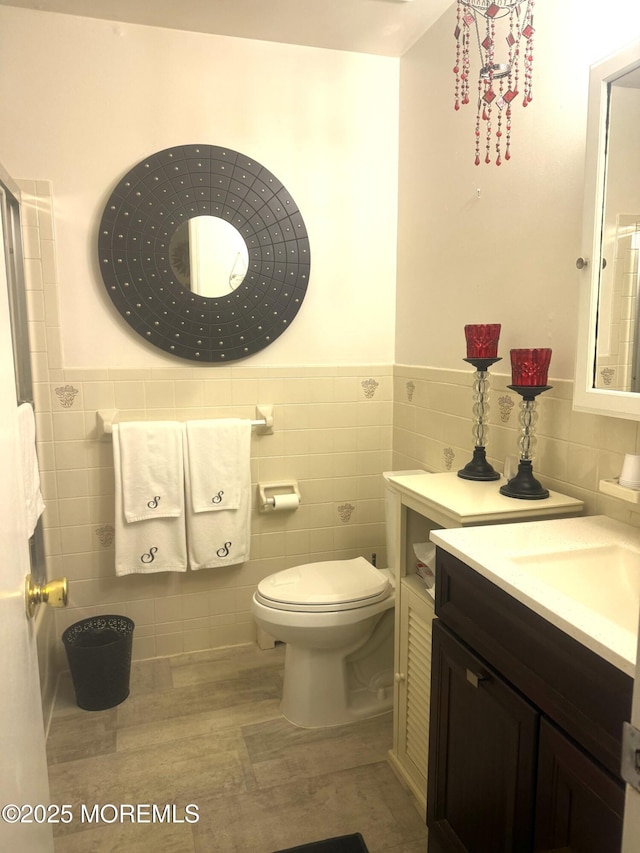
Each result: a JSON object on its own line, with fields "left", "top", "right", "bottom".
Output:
{"left": 252, "top": 557, "right": 395, "bottom": 728}
{"left": 251, "top": 469, "right": 426, "bottom": 728}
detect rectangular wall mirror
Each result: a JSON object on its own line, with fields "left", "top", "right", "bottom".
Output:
{"left": 574, "top": 37, "right": 640, "bottom": 420}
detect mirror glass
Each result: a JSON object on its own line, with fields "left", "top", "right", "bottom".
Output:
{"left": 168, "top": 216, "right": 249, "bottom": 296}
{"left": 594, "top": 67, "right": 640, "bottom": 392}
{"left": 574, "top": 39, "right": 640, "bottom": 419}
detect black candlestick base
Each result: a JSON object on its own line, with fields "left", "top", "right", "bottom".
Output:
{"left": 463, "top": 356, "right": 502, "bottom": 372}
{"left": 458, "top": 447, "right": 500, "bottom": 481}
{"left": 499, "top": 459, "right": 549, "bottom": 500}
{"left": 508, "top": 383, "right": 553, "bottom": 399}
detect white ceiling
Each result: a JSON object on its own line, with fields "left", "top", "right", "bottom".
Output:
{"left": 0, "top": 0, "right": 452, "bottom": 57}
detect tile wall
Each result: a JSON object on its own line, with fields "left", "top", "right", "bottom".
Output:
{"left": 393, "top": 363, "right": 640, "bottom": 525}
{"left": 21, "top": 182, "right": 392, "bottom": 666}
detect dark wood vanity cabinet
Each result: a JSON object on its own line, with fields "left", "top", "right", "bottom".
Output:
{"left": 535, "top": 717, "right": 625, "bottom": 852}
{"left": 426, "top": 550, "right": 632, "bottom": 853}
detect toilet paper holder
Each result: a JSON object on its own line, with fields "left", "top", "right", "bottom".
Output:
{"left": 258, "top": 481, "right": 301, "bottom": 512}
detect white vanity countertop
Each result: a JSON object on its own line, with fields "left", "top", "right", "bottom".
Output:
{"left": 387, "top": 471, "right": 584, "bottom": 527}
{"left": 430, "top": 515, "right": 640, "bottom": 677}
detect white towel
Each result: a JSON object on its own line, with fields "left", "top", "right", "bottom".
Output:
{"left": 185, "top": 418, "right": 250, "bottom": 512}
{"left": 184, "top": 420, "right": 252, "bottom": 570}
{"left": 115, "top": 421, "right": 184, "bottom": 522}
{"left": 17, "top": 403, "right": 45, "bottom": 538}
{"left": 113, "top": 423, "right": 187, "bottom": 575}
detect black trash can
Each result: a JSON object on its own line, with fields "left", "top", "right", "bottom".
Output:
{"left": 62, "top": 615, "right": 135, "bottom": 711}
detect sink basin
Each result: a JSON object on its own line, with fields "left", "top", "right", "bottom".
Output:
{"left": 430, "top": 516, "right": 640, "bottom": 676}
{"left": 511, "top": 544, "right": 640, "bottom": 634}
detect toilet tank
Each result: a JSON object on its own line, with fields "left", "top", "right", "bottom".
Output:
{"left": 382, "top": 470, "right": 428, "bottom": 577}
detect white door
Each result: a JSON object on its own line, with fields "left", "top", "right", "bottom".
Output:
{"left": 0, "top": 186, "right": 53, "bottom": 851}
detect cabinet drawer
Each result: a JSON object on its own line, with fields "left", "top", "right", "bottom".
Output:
{"left": 435, "top": 549, "right": 632, "bottom": 778}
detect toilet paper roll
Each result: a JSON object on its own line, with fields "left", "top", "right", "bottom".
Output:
{"left": 269, "top": 493, "right": 300, "bottom": 511}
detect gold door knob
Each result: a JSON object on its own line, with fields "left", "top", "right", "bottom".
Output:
{"left": 25, "top": 574, "right": 68, "bottom": 618}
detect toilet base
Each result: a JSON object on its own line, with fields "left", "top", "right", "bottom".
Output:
{"left": 280, "top": 646, "right": 393, "bottom": 729}
{"left": 280, "top": 614, "right": 394, "bottom": 728}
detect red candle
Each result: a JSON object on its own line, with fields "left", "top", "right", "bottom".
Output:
{"left": 464, "top": 324, "right": 501, "bottom": 359}
{"left": 510, "top": 348, "right": 552, "bottom": 386}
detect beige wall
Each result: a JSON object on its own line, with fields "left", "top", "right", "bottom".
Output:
{"left": 396, "top": 0, "right": 640, "bottom": 379}
{"left": 0, "top": 6, "right": 399, "bottom": 368}
{"left": 0, "top": 5, "right": 400, "bottom": 685}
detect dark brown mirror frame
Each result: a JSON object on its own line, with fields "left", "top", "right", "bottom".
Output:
{"left": 98, "top": 144, "right": 310, "bottom": 362}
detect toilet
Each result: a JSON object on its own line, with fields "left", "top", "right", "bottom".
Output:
{"left": 251, "top": 470, "right": 421, "bottom": 728}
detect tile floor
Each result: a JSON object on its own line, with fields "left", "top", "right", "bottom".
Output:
{"left": 47, "top": 643, "right": 429, "bottom": 852}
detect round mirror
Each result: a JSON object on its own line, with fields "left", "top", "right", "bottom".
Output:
{"left": 98, "top": 145, "right": 310, "bottom": 362}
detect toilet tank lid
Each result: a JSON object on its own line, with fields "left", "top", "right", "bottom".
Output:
{"left": 256, "top": 557, "right": 389, "bottom": 606}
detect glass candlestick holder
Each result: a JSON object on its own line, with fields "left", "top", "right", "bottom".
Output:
{"left": 458, "top": 356, "right": 501, "bottom": 481}
{"left": 499, "top": 384, "right": 551, "bottom": 499}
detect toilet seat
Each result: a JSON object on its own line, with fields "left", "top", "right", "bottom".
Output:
{"left": 255, "top": 557, "right": 390, "bottom": 613}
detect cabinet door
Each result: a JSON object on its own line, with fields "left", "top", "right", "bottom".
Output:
{"left": 395, "top": 581, "right": 436, "bottom": 808}
{"left": 427, "top": 620, "right": 539, "bottom": 853}
{"left": 534, "top": 717, "right": 624, "bottom": 853}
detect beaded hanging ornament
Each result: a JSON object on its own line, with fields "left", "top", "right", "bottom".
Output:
{"left": 454, "top": 0, "right": 535, "bottom": 165}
